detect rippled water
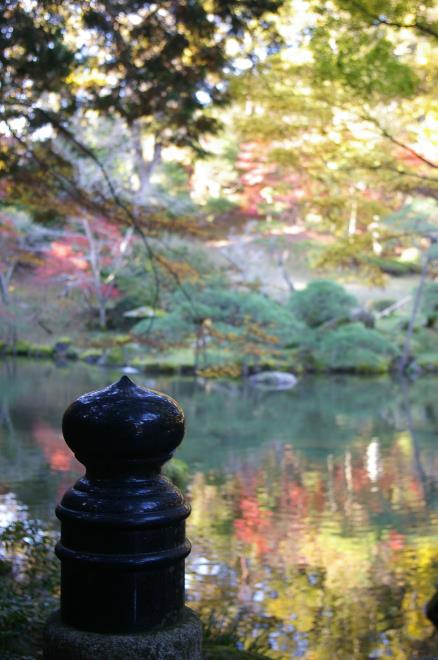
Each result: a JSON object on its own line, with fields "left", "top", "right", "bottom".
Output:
{"left": 1, "top": 359, "right": 438, "bottom": 658}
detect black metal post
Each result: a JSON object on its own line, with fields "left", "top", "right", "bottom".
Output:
{"left": 55, "top": 375, "right": 191, "bottom": 634}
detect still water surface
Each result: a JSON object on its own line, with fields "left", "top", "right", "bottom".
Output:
{"left": 1, "top": 359, "right": 438, "bottom": 658}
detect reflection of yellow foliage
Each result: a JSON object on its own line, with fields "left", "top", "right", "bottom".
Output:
{"left": 398, "top": 543, "right": 437, "bottom": 641}
{"left": 265, "top": 572, "right": 323, "bottom": 631}
{"left": 197, "top": 364, "right": 242, "bottom": 379}
{"left": 395, "top": 431, "right": 413, "bottom": 459}
{"left": 185, "top": 456, "right": 438, "bottom": 658}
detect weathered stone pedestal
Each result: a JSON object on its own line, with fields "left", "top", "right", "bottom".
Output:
{"left": 44, "top": 608, "right": 202, "bottom": 660}
{"left": 43, "top": 376, "right": 202, "bottom": 659}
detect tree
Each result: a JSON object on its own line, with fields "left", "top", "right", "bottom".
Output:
{"left": 382, "top": 199, "right": 438, "bottom": 370}
{"left": 0, "top": 213, "right": 21, "bottom": 306}
{"left": 228, "top": 0, "right": 438, "bottom": 278}
{"left": 36, "top": 216, "right": 133, "bottom": 329}
{"left": 0, "top": 1, "right": 285, "bottom": 217}
{"left": 0, "top": 209, "right": 39, "bottom": 345}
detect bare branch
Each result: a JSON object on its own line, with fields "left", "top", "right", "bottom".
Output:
{"left": 349, "top": 0, "right": 438, "bottom": 40}
{"left": 360, "top": 113, "right": 438, "bottom": 170}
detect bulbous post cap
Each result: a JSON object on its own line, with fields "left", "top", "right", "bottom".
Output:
{"left": 62, "top": 376, "right": 185, "bottom": 467}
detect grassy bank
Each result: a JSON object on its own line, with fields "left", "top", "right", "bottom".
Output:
{"left": 3, "top": 275, "right": 437, "bottom": 378}
{"left": 2, "top": 318, "right": 438, "bottom": 377}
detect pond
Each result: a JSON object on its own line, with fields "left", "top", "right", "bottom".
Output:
{"left": 1, "top": 359, "right": 438, "bottom": 658}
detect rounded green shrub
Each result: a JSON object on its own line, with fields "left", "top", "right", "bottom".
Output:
{"left": 368, "top": 256, "right": 420, "bottom": 276}
{"left": 9, "top": 340, "right": 31, "bottom": 356}
{"left": 315, "top": 323, "right": 399, "bottom": 373}
{"left": 422, "top": 282, "right": 438, "bottom": 325}
{"left": 79, "top": 349, "right": 103, "bottom": 364}
{"left": 133, "top": 280, "right": 305, "bottom": 349}
{"left": 29, "top": 344, "right": 54, "bottom": 358}
{"left": 416, "top": 352, "right": 438, "bottom": 372}
{"left": 289, "top": 280, "right": 357, "bottom": 328}
{"left": 105, "top": 346, "right": 125, "bottom": 365}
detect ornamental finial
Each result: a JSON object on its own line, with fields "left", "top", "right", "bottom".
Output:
{"left": 62, "top": 376, "right": 185, "bottom": 469}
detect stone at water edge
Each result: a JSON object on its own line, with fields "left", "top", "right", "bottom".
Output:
{"left": 121, "top": 365, "right": 140, "bottom": 374}
{"left": 248, "top": 371, "right": 298, "bottom": 390}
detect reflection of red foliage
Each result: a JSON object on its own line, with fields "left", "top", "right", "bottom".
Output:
{"left": 231, "top": 440, "right": 428, "bottom": 561}
{"left": 234, "top": 495, "right": 273, "bottom": 555}
{"left": 288, "top": 483, "right": 309, "bottom": 511}
{"left": 388, "top": 530, "right": 405, "bottom": 551}
{"left": 32, "top": 421, "right": 80, "bottom": 472}
{"left": 352, "top": 464, "right": 369, "bottom": 493}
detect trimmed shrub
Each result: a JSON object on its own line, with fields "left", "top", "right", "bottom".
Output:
{"left": 134, "top": 280, "right": 305, "bottom": 350}
{"left": 10, "top": 341, "right": 32, "bottom": 356}
{"left": 416, "top": 352, "right": 438, "bottom": 372}
{"left": 105, "top": 347, "right": 125, "bottom": 365}
{"left": 79, "top": 349, "right": 103, "bottom": 364}
{"left": 29, "top": 344, "right": 54, "bottom": 358}
{"left": 315, "top": 323, "right": 399, "bottom": 373}
{"left": 369, "top": 256, "right": 420, "bottom": 276}
{"left": 422, "top": 283, "right": 438, "bottom": 325}
{"left": 289, "top": 280, "right": 357, "bottom": 328}
{"left": 411, "top": 328, "right": 438, "bottom": 355}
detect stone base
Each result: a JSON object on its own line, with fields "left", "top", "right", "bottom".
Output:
{"left": 43, "top": 608, "right": 202, "bottom": 660}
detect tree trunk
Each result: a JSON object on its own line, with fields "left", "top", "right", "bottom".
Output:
{"left": 0, "top": 264, "right": 17, "bottom": 350}
{"left": 8, "top": 323, "right": 17, "bottom": 353}
{"left": 400, "top": 377, "right": 428, "bottom": 502}
{"left": 348, "top": 197, "right": 357, "bottom": 236}
{"left": 82, "top": 218, "right": 107, "bottom": 330}
{"left": 399, "top": 252, "right": 429, "bottom": 372}
{"left": 98, "top": 297, "right": 107, "bottom": 330}
{"left": 0, "top": 263, "right": 15, "bottom": 305}
{"left": 131, "top": 122, "right": 162, "bottom": 205}
{"left": 278, "top": 249, "right": 295, "bottom": 292}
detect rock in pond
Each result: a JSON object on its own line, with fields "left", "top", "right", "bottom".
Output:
{"left": 248, "top": 371, "right": 298, "bottom": 390}
{"left": 122, "top": 366, "right": 140, "bottom": 374}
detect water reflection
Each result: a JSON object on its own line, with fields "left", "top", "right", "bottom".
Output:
{"left": 1, "top": 359, "right": 438, "bottom": 657}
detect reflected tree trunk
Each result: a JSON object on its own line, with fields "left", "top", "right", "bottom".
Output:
{"left": 277, "top": 249, "right": 295, "bottom": 292}
{"left": 0, "top": 397, "right": 15, "bottom": 445}
{"left": 400, "top": 377, "right": 429, "bottom": 501}
{"left": 0, "top": 264, "right": 14, "bottom": 305}
{"left": 82, "top": 218, "right": 107, "bottom": 330}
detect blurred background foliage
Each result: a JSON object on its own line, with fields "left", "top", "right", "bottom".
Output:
{"left": 0, "top": 0, "right": 438, "bottom": 375}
